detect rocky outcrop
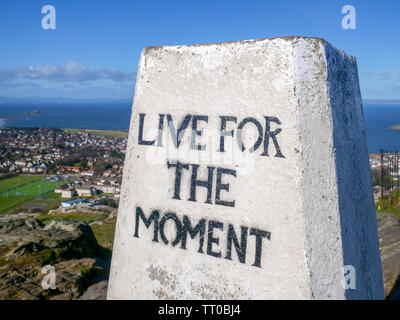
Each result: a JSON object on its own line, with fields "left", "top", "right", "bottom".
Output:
{"left": 0, "top": 218, "right": 110, "bottom": 300}
{"left": 79, "top": 280, "right": 108, "bottom": 300}
{"left": 1, "top": 212, "right": 399, "bottom": 300}
{"left": 48, "top": 204, "right": 117, "bottom": 216}
{"left": 376, "top": 212, "right": 400, "bottom": 299}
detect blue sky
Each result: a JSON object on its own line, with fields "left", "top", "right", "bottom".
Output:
{"left": 0, "top": 0, "right": 399, "bottom": 100}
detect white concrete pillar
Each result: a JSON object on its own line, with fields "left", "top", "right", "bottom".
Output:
{"left": 107, "top": 36, "right": 383, "bottom": 300}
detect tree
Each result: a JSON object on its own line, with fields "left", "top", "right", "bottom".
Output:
{"left": 94, "top": 161, "right": 109, "bottom": 174}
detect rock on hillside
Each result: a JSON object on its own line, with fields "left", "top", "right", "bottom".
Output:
{"left": 377, "top": 212, "right": 400, "bottom": 299}
{"left": 1, "top": 212, "right": 399, "bottom": 300}
{"left": 79, "top": 280, "right": 108, "bottom": 300}
{"left": 0, "top": 218, "right": 110, "bottom": 300}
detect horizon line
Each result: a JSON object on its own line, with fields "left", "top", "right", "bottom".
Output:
{"left": 1, "top": 96, "right": 400, "bottom": 105}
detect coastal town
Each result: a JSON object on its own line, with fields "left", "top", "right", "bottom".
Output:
{"left": 0, "top": 127, "right": 127, "bottom": 212}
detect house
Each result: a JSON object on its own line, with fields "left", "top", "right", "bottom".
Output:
{"left": 15, "top": 160, "right": 26, "bottom": 166}
{"left": 60, "top": 166, "right": 82, "bottom": 173}
{"left": 75, "top": 185, "right": 96, "bottom": 197}
{"left": 61, "top": 198, "right": 88, "bottom": 208}
{"left": 61, "top": 188, "right": 77, "bottom": 198}
{"left": 54, "top": 184, "right": 69, "bottom": 193}
{"left": 81, "top": 170, "right": 95, "bottom": 176}
{"left": 98, "top": 185, "right": 116, "bottom": 194}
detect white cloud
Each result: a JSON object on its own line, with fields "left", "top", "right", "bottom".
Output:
{"left": 0, "top": 62, "right": 136, "bottom": 83}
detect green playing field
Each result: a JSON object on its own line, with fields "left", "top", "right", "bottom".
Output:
{"left": 0, "top": 176, "right": 66, "bottom": 213}
{"left": 0, "top": 175, "right": 43, "bottom": 193}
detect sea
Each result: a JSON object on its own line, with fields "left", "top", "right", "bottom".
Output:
{"left": 0, "top": 102, "right": 131, "bottom": 132}
{"left": 1, "top": 102, "right": 400, "bottom": 154}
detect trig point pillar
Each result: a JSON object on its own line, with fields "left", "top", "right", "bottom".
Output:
{"left": 108, "top": 36, "right": 384, "bottom": 299}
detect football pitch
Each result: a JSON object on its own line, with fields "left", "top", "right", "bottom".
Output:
{"left": 0, "top": 175, "right": 43, "bottom": 193}
{"left": 0, "top": 175, "right": 66, "bottom": 213}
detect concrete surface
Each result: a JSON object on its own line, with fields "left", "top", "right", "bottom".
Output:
{"left": 107, "top": 36, "right": 383, "bottom": 299}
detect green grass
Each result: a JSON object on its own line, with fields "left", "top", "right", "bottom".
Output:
{"left": 37, "top": 212, "right": 109, "bottom": 224}
{"left": 0, "top": 195, "right": 33, "bottom": 213}
{"left": 42, "top": 192, "right": 63, "bottom": 200}
{"left": 97, "top": 193, "right": 114, "bottom": 197}
{"left": 91, "top": 222, "right": 116, "bottom": 249}
{"left": 0, "top": 175, "right": 43, "bottom": 193}
{"left": 63, "top": 128, "right": 128, "bottom": 139}
{"left": 0, "top": 176, "right": 66, "bottom": 213}
{"left": 4, "top": 180, "right": 65, "bottom": 197}
{"left": 36, "top": 213, "right": 115, "bottom": 250}
{"left": 375, "top": 195, "right": 400, "bottom": 219}
{"left": 24, "top": 192, "right": 63, "bottom": 212}
{"left": 376, "top": 207, "right": 400, "bottom": 219}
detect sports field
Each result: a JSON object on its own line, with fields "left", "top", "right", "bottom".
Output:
{"left": 0, "top": 175, "right": 66, "bottom": 213}
{"left": 0, "top": 175, "right": 43, "bottom": 193}
{"left": 63, "top": 128, "right": 128, "bottom": 139}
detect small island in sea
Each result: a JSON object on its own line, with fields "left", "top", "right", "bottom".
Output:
{"left": 0, "top": 109, "right": 43, "bottom": 125}
{"left": 388, "top": 125, "right": 400, "bottom": 130}
{"left": 18, "top": 109, "right": 42, "bottom": 116}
